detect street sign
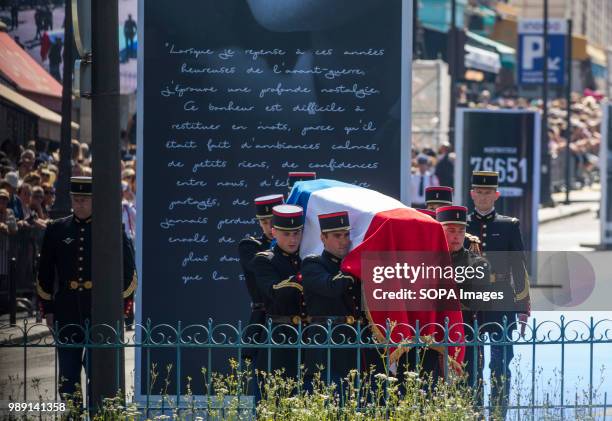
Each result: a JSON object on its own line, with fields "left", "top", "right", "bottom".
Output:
{"left": 518, "top": 19, "right": 567, "bottom": 85}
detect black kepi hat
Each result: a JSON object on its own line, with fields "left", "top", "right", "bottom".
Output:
{"left": 318, "top": 211, "right": 350, "bottom": 233}
{"left": 425, "top": 186, "right": 453, "bottom": 205}
{"left": 436, "top": 205, "right": 468, "bottom": 225}
{"left": 471, "top": 171, "right": 499, "bottom": 188}
{"left": 70, "top": 176, "right": 92, "bottom": 195}
{"left": 254, "top": 194, "right": 284, "bottom": 219}
{"left": 272, "top": 204, "right": 304, "bottom": 231}
{"left": 288, "top": 172, "right": 316, "bottom": 191}
{"left": 416, "top": 208, "right": 436, "bottom": 218}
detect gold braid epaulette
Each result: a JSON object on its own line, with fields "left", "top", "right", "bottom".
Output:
{"left": 123, "top": 271, "right": 138, "bottom": 298}
{"left": 465, "top": 233, "right": 482, "bottom": 255}
{"left": 272, "top": 278, "right": 303, "bottom": 292}
{"left": 36, "top": 280, "right": 52, "bottom": 301}
{"left": 514, "top": 267, "right": 530, "bottom": 301}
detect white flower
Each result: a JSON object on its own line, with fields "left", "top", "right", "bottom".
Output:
{"left": 404, "top": 371, "right": 419, "bottom": 379}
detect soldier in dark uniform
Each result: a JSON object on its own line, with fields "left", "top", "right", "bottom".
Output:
{"left": 238, "top": 194, "right": 283, "bottom": 364}
{"left": 436, "top": 205, "right": 490, "bottom": 406}
{"left": 36, "top": 177, "right": 137, "bottom": 398}
{"left": 251, "top": 204, "right": 307, "bottom": 380}
{"left": 417, "top": 207, "right": 483, "bottom": 255}
{"left": 301, "top": 211, "right": 361, "bottom": 385}
{"left": 287, "top": 171, "right": 316, "bottom": 193}
{"left": 466, "top": 171, "right": 530, "bottom": 418}
{"left": 425, "top": 186, "right": 453, "bottom": 210}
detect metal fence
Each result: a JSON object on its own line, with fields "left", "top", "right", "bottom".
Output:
{"left": 1, "top": 316, "right": 611, "bottom": 419}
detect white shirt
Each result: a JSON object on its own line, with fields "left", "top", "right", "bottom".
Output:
{"left": 122, "top": 199, "right": 136, "bottom": 240}
{"left": 410, "top": 170, "right": 439, "bottom": 205}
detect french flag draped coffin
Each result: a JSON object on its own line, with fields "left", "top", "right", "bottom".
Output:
{"left": 288, "top": 179, "right": 465, "bottom": 369}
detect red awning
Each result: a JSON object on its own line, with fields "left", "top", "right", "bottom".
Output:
{"left": 0, "top": 32, "right": 62, "bottom": 99}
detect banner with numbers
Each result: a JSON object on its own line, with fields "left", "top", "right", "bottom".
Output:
{"left": 136, "top": 0, "right": 412, "bottom": 397}
{"left": 454, "top": 108, "right": 541, "bottom": 253}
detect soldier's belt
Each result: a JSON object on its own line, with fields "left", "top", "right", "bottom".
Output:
{"left": 250, "top": 302, "right": 266, "bottom": 311}
{"left": 306, "top": 315, "right": 363, "bottom": 325}
{"left": 490, "top": 273, "right": 511, "bottom": 283}
{"left": 69, "top": 280, "right": 92, "bottom": 291}
{"left": 268, "top": 315, "right": 307, "bottom": 325}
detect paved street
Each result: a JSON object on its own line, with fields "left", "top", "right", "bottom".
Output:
{"left": 502, "top": 207, "right": 612, "bottom": 417}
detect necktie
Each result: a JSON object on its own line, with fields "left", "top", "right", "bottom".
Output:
{"left": 418, "top": 175, "right": 424, "bottom": 197}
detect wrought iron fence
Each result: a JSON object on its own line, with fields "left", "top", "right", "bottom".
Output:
{"left": 1, "top": 316, "right": 611, "bottom": 419}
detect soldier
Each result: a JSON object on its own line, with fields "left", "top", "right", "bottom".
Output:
{"left": 301, "top": 211, "right": 360, "bottom": 385}
{"left": 238, "top": 194, "right": 284, "bottom": 364}
{"left": 436, "top": 205, "right": 490, "bottom": 405}
{"left": 251, "top": 204, "right": 307, "bottom": 380}
{"left": 287, "top": 171, "right": 316, "bottom": 193}
{"left": 417, "top": 207, "right": 482, "bottom": 254}
{"left": 425, "top": 186, "right": 453, "bottom": 210}
{"left": 467, "top": 170, "right": 530, "bottom": 418}
{"left": 36, "top": 176, "right": 137, "bottom": 398}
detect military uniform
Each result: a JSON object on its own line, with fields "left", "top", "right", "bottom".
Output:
{"left": 466, "top": 171, "right": 530, "bottom": 417}
{"left": 417, "top": 207, "right": 482, "bottom": 253}
{"left": 437, "top": 205, "right": 490, "bottom": 403}
{"left": 251, "top": 204, "right": 306, "bottom": 379}
{"left": 36, "top": 177, "right": 137, "bottom": 397}
{"left": 301, "top": 211, "right": 362, "bottom": 383}
{"left": 451, "top": 246, "right": 489, "bottom": 389}
{"left": 237, "top": 194, "right": 282, "bottom": 362}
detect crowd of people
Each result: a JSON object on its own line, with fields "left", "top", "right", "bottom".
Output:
{"left": 412, "top": 89, "right": 604, "bottom": 194}
{"left": 0, "top": 136, "right": 137, "bottom": 312}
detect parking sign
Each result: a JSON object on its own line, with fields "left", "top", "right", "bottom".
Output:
{"left": 518, "top": 19, "right": 567, "bottom": 85}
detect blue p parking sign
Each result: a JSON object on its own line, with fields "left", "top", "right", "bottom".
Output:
{"left": 518, "top": 19, "right": 566, "bottom": 85}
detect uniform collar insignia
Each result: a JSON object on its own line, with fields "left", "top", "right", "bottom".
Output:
{"left": 475, "top": 208, "right": 495, "bottom": 222}
{"left": 74, "top": 215, "right": 92, "bottom": 224}
{"left": 63, "top": 237, "right": 74, "bottom": 244}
